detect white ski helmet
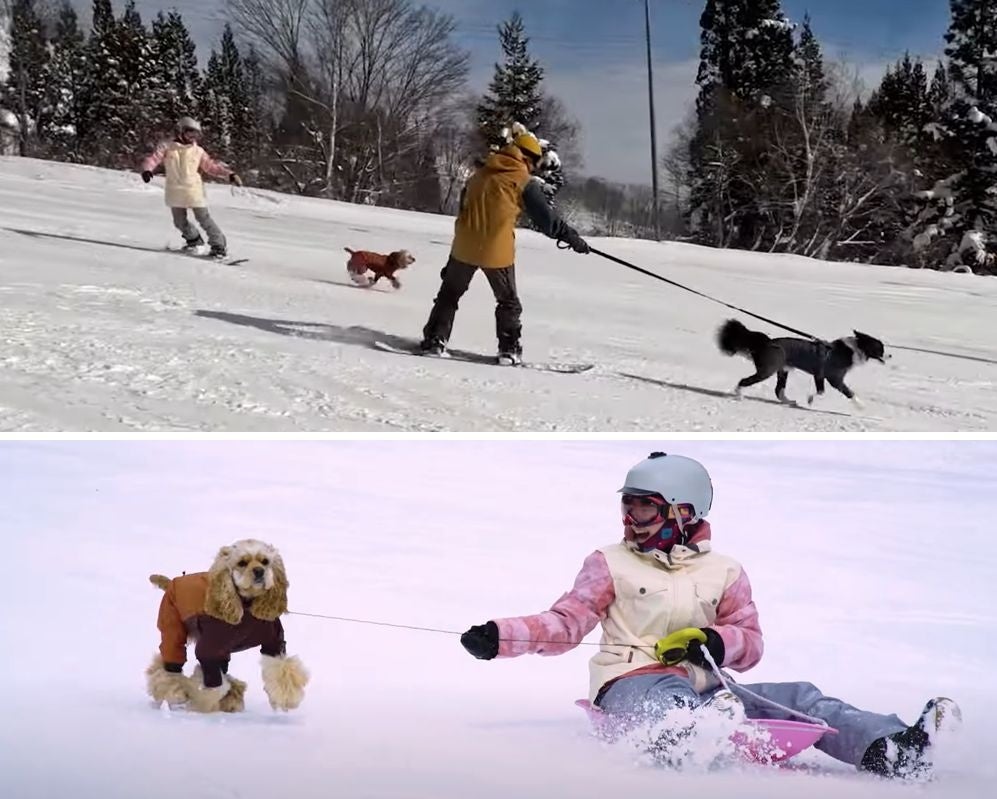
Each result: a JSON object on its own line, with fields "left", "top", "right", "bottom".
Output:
{"left": 618, "top": 452, "right": 713, "bottom": 523}
{"left": 176, "top": 116, "right": 202, "bottom": 133}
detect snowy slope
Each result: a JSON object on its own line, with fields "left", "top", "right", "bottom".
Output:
{"left": 2, "top": 439, "right": 995, "bottom": 799}
{"left": 2, "top": 157, "right": 997, "bottom": 432}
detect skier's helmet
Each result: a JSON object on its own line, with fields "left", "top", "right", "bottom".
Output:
{"left": 176, "top": 116, "right": 202, "bottom": 135}
{"left": 618, "top": 452, "right": 713, "bottom": 525}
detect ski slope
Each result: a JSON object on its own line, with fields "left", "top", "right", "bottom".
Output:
{"left": 2, "top": 157, "right": 997, "bottom": 431}
{"left": 2, "top": 439, "right": 995, "bottom": 799}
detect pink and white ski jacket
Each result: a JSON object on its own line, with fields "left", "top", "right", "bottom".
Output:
{"left": 142, "top": 140, "right": 233, "bottom": 209}
{"left": 492, "top": 522, "right": 764, "bottom": 701}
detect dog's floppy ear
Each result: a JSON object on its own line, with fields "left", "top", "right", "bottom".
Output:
{"left": 204, "top": 545, "right": 244, "bottom": 625}
{"left": 251, "top": 551, "right": 288, "bottom": 621}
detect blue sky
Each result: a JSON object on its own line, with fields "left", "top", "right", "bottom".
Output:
{"left": 78, "top": 0, "right": 953, "bottom": 183}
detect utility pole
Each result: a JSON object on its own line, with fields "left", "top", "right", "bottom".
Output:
{"left": 643, "top": 0, "right": 661, "bottom": 240}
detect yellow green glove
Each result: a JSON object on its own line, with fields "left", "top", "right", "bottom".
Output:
{"left": 654, "top": 628, "right": 708, "bottom": 666}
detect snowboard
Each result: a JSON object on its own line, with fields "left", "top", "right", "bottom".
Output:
{"left": 373, "top": 339, "right": 594, "bottom": 374}
{"left": 165, "top": 245, "right": 249, "bottom": 267}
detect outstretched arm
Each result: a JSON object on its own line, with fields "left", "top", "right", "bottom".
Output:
{"left": 199, "top": 150, "right": 234, "bottom": 180}
{"left": 493, "top": 550, "right": 615, "bottom": 657}
{"left": 141, "top": 141, "right": 169, "bottom": 174}
{"left": 521, "top": 179, "right": 574, "bottom": 241}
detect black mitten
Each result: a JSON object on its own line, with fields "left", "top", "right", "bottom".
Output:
{"left": 686, "top": 627, "right": 726, "bottom": 668}
{"left": 460, "top": 621, "right": 499, "bottom": 660}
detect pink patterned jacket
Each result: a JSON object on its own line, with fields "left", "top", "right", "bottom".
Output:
{"left": 492, "top": 522, "right": 763, "bottom": 693}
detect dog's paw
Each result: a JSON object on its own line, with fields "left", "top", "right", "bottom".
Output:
{"left": 807, "top": 394, "right": 815, "bottom": 406}
{"left": 186, "top": 680, "right": 231, "bottom": 714}
{"left": 146, "top": 654, "right": 190, "bottom": 705}
{"left": 262, "top": 654, "right": 310, "bottom": 711}
{"left": 731, "top": 386, "right": 743, "bottom": 400}
{"left": 219, "top": 676, "right": 247, "bottom": 713}
{"left": 851, "top": 396, "right": 865, "bottom": 409}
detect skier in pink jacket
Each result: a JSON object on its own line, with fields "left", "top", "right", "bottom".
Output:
{"left": 459, "top": 452, "right": 960, "bottom": 779}
{"left": 140, "top": 117, "right": 242, "bottom": 258}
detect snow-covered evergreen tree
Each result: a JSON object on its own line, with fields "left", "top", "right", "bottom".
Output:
{"left": 0, "top": 0, "right": 12, "bottom": 84}
{"left": 2, "top": 0, "right": 50, "bottom": 155}
{"left": 198, "top": 49, "right": 230, "bottom": 156}
{"left": 689, "top": 0, "right": 796, "bottom": 246}
{"left": 79, "top": 0, "right": 121, "bottom": 159}
{"left": 906, "top": 0, "right": 997, "bottom": 272}
{"left": 695, "top": 0, "right": 795, "bottom": 112}
{"left": 239, "top": 46, "right": 269, "bottom": 171}
{"left": 115, "top": 1, "right": 165, "bottom": 154}
{"left": 477, "top": 13, "right": 543, "bottom": 147}
{"left": 152, "top": 10, "right": 200, "bottom": 123}
{"left": 869, "top": 54, "right": 931, "bottom": 148}
{"left": 44, "top": 1, "right": 88, "bottom": 159}
{"left": 929, "top": 61, "right": 952, "bottom": 116}
{"left": 794, "top": 14, "right": 827, "bottom": 108}
{"left": 476, "top": 12, "right": 565, "bottom": 204}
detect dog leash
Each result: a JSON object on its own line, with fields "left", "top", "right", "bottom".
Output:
{"left": 700, "top": 647, "right": 832, "bottom": 728}
{"left": 286, "top": 610, "right": 652, "bottom": 651}
{"left": 558, "top": 241, "right": 824, "bottom": 342}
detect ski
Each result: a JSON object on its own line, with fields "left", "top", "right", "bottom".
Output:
{"left": 373, "top": 339, "right": 594, "bottom": 375}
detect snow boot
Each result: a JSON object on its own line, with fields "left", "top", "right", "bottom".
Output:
{"left": 860, "top": 697, "right": 962, "bottom": 780}
{"left": 419, "top": 338, "right": 447, "bottom": 358}
{"left": 497, "top": 342, "right": 523, "bottom": 366}
{"left": 182, "top": 235, "right": 205, "bottom": 251}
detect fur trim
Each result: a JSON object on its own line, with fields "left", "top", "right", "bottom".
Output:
{"left": 204, "top": 546, "right": 244, "bottom": 625}
{"left": 219, "top": 675, "right": 247, "bottom": 713}
{"left": 250, "top": 553, "right": 288, "bottom": 621}
{"left": 186, "top": 665, "right": 231, "bottom": 713}
{"left": 260, "top": 654, "right": 309, "bottom": 711}
{"left": 145, "top": 654, "right": 189, "bottom": 705}
{"left": 149, "top": 574, "right": 171, "bottom": 591}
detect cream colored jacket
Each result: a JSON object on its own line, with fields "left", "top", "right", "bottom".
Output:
{"left": 142, "top": 140, "right": 232, "bottom": 209}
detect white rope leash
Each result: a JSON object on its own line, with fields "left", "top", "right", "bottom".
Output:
{"left": 701, "top": 647, "right": 831, "bottom": 728}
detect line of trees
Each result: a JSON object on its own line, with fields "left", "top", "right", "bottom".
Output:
{"left": 674, "top": 0, "right": 997, "bottom": 273}
{"left": 0, "top": 0, "right": 582, "bottom": 214}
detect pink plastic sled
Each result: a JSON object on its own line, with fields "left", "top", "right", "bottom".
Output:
{"left": 575, "top": 699, "right": 837, "bottom": 764}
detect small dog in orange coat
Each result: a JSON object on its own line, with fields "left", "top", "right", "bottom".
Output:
{"left": 344, "top": 247, "right": 415, "bottom": 289}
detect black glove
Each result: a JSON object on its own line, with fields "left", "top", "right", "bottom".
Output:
{"left": 685, "top": 627, "right": 725, "bottom": 668}
{"left": 141, "top": 170, "right": 153, "bottom": 183}
{"left": 460, "top": 621, "right": 499, "bottom": 660}
{"left": 566, "top": 230, "right": 590, "bottom": 255}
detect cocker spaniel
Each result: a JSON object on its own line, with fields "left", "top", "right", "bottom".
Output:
{"left": 344, "top": 246, "right": 416, "bottom": 289}
{"left": 145, "top": 538, "right": 309, "bottom": 713}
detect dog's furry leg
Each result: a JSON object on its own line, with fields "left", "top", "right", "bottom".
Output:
{"left": 218, "top": 675, "right": 247, "bottom": 713}
{"left": 261, "top": 654, "right": 310, "bottom": 711}
{"left": 185, "top": 665, "right": 232, "bottom": 713}
{"left": 145, "top": 654, "right": 189, "bottom": 706}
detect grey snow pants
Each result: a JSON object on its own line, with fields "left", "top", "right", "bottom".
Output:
{"left": 596, "top": 674, "right": 907, "bottom": 766}
{"left": 171, "top": 207, "right": 226, "bottom": 251}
